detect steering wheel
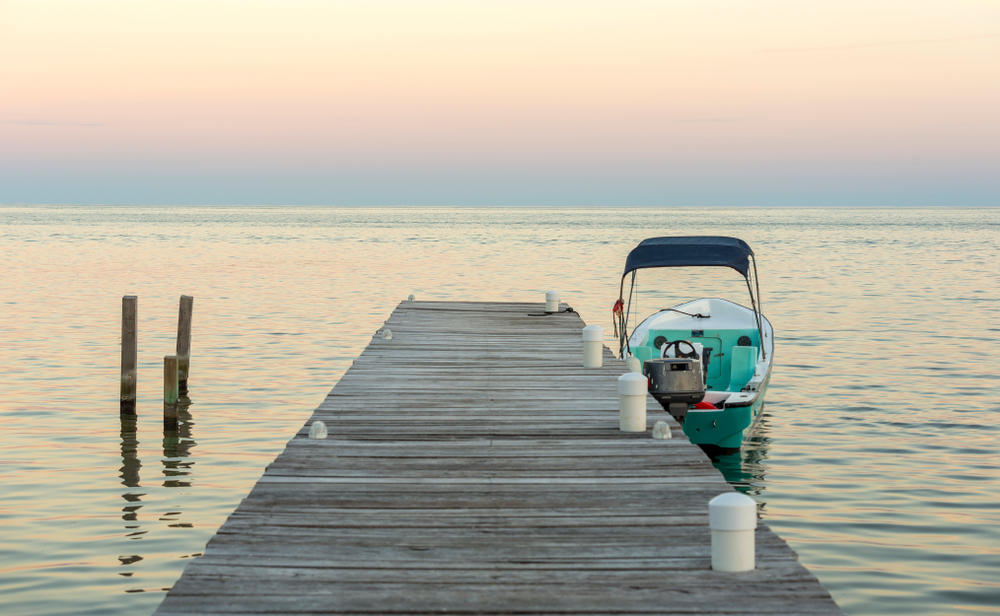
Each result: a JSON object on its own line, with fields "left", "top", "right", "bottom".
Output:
{"left": 660, "top": 339, "right": 699, "bottom": 359}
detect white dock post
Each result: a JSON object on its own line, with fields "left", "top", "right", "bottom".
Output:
{"left": 709, "top": 492, "right": 757, "bottom": 572}
{"left": 618, "top": 372, "right": 647, "bottom": 432}
{"left": 582, "top": 325, "right": 603, "bottom": 368}
{"left": 545, "top": 290, "right": 560, "bottom": 313}
{"left": 624, "top": 355, "right": 641, "bottom": 373}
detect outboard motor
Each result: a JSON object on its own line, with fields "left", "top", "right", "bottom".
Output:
{"left": 643, "top": 358, "right": 706, "bottom": 423}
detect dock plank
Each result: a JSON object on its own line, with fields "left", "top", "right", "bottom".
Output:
{"left": 155, "top": 300, "right": 842, "bottom": 615}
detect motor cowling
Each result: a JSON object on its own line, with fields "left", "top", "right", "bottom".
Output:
{"left": 643, "top": 358, "right": 706, "bottom": 412}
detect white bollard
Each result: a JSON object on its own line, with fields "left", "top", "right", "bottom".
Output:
{"left": 624, "top": 355, "right": 641, "bottom": 373}
{"left": 308, "top": 421, "right": 327, "bottom": 439}
{"left": 545, "top": 290, "right": 560, "bottom": 312}
{"left": 407, "top": 294, "right": 415, "bottom": 301}
{"left": 709, "top": 492, "right": 757, "bottom": 572}
{"left": 381, "top": 329, "right": 392, "bottom": 340}
{"left": 652, "top": 421, "right": 672, "bottom": 439}
{"left": 582, "top": 325, "right": 603, "bottom": 368}
{"left": 618, "top": 372, "right": 647, "bottom": 432}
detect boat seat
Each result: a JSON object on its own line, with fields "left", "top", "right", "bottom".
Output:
{"left": 631, "top": 345, "right": 654, "bottom": 366}
{"left": 727, "top": 345, "right": 757, "bottom": 392}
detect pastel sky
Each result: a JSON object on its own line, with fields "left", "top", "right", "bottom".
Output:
{"left": 2, "top": 0, "right": 998, "bottom": 206}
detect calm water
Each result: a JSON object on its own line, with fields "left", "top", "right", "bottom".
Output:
{"left": 1, "top": 205, "right": 998, "bottom": 615}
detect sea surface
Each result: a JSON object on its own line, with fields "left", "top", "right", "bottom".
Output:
{"left": 0, "top": 205, "right": 997, "bottom": 616}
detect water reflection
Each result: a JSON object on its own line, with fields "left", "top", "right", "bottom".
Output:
{"left": 162, "top": 396, "right": 195, "bottom": 487}
{"left": 116, "top": 398, "right": 199, "bottom": 590}
{"left": 709, "top": 412, "right": 772, "bottom": 504}
{"left": 119, "top": 416, "right": 141, "bottom": 489}
{"left": 119, "top": 415, "right": 146, "bottom": 529}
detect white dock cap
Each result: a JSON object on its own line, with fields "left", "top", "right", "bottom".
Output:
{"left": 652, "top": 421, "right": 672, "bottom": 439}
{"left": 582, "top": 325, "right": 604, "bottom": 341}
{"left": 618, "top": 372, "right": 647, "bottom": 396}
{"left": 709, "top": 492, "right": 757, "bottom": 531}
{"left": 545, "top": 290, "right": 560, "bottom": 301}
{"left": 308, "top": 421, "right": 327, "bottom": 439}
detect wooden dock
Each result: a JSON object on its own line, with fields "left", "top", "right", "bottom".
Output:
{"left": 156, "top": 300, "right": 843, "bottom": 615}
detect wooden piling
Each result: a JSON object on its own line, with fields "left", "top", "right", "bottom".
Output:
{"left": 164, "top": 355, "right": 179, "bottom": 430}
{"left": 120, "top": 295, "right": 138, "bottom": 415}
{"left": 176, "top": 295, "right": 193, "bottom": 395}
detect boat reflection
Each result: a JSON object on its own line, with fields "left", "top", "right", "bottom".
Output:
{"left": 706, "top": 411, "right": 771, "bottom": 503}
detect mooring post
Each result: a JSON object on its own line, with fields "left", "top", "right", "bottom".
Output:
{"left": 618, "top": 372, "right": 647, "bottom": 432}
{"left": 176, "top": 295, "right": 193, "bottom": 395}
{"left": 582, "top": 325, "right": 603, "bottom": 368}
{"left": 120, "top": 295, "right": 138, "bottom": 415}
{"left": 164, "top": 355, "right": 179, "bottom": 430}
{"left": 545, "top": 290, "right": 560, "bottom": 313}
{"left": 709, "top": 492, "right": 757, "bottom": 572}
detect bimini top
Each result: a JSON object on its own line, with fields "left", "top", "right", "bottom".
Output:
{"left": 622, "top": 236, "right": 754, "bottom": 278}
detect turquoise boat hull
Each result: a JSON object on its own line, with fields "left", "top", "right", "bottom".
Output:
{"left": 681, "top": 370, "right": 770, "bottom": 451}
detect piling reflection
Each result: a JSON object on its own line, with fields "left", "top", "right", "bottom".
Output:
{"left": 118, "top": 414, "right": 147, "bottom": 588}
{"left": 119, "top": 416, "right": 142, "bottom": 489}
{"left": 119, "top": 415, "right": 145, "bottom": 527}
{"left": 162, "top": 396, "right": 196, "bottom": 488}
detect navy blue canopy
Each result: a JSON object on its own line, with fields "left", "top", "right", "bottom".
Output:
{"left": 622, "top": 236, "right": 754, "bottom": 278}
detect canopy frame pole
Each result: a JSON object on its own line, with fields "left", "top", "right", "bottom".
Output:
{"left": 617, "top": 271, "right": 636, "bottom": 357}
{"left": 745, "top": 256, "right": 766, "bottom": 361}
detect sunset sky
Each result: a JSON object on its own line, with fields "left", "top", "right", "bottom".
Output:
{"left": 2, "top": 0, "right": 998, "bottom": 206}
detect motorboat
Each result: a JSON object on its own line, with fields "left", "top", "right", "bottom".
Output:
{"left": 615, "top": 236, "right": 773, "bottom": 454}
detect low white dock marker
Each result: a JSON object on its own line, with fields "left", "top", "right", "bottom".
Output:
{"left": 308, "top": 421, "right": 327, "bottom": 439}
{"left": 652, "top": 421, "right": 672, "bottom": 439}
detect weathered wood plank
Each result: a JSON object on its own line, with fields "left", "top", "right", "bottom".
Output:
{"left": 155, "top": 300, "right": 841, "bottom": 616}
